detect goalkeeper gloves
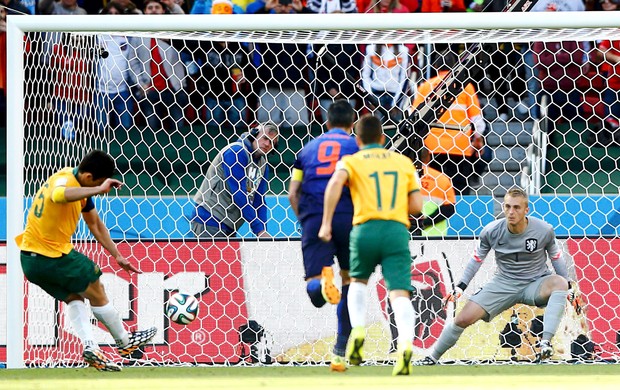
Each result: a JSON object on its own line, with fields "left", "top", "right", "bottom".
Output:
{"left": 444, "top": 282, "right": 468, "bottom": 307}
{"left": 567, "top": 281, "right": 583, "bottom": 315}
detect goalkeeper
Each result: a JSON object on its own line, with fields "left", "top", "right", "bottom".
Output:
{"left": 416, "top": 187, "right": 576, "bottom": 365}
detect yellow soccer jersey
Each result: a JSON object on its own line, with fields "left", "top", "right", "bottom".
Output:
{"left": 15, "top": 167, "right": 90, "bottom": 257}
{"left": 339, "top": 144, "right": 420, "bottom": 227}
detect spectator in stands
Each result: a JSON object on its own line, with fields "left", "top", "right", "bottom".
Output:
{"left": 97, "top": 2, "right": 135, "bottom": 133}
{"left": 128, "top": 0, "right": 188, "bottom": 131}
{"left": 362, "top": 43, "right": 410, "bottom": 124}
{"left": 191, "top": 0, "right": 246, "bottom": 13}
{"left": 411, "top": 52, "right": 486, "bottom": 196}
{"left": 112, "top": 0, "right": 143, "bottom": 13}
{"left": 249, "top": 0, "right": 311, "bottom": 127}
{"left": 531, "top": 0, "right": 585, "bottom": 12}
{"left": 307, "top": 0, "right": 359, "bottom": 122}
{"left": 596, "top": 0, "right": 620, "bottom": 142}
{"left": 161, "top": 0, "right": 186, "bottom": 12}
{"left": 194, "top": 39, "right": 254, "bottom": 129}
{"left": 189, "top": 123, "right": 279, "bottom": 238}
{"left": 48, "top": 34, "right": 98, "bottom": 139}
{"left": 420, "top": 0, "right": 465, "bottom": 12}
{"left": 38, "top": 0, "right": 87, "bottom": 15}
{"left": 307, "top": 0, "right": 356, "bottom": 12}
{"left": 533, "top": 38, "right": 585, "bottom": 130}
{"left": 1, "top": 1, "right": 31, "bottom": 125}
{"left": 311, "top": 42, "right": 360, "bottom": 124}
{"left": 358, "top": 0, "right": 417, "bottom": 12}
{"left": 1, "top": 0, "right": 30, "bottom": 15}
{"left": 410, "top": 147, "right": 456, "bottom": 237}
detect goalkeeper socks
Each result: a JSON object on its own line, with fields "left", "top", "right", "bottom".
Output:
{"left": 333, "top": 284, "right": 351, "bottom": 357}
{"left": 91, "top": 303, "right": 130, "bottom": 347}
{"left": 347, "top": 282, "right": 367, "bottom": 328}
{"left": 306, "top": 279, "right": 326, "bottom": 308}
{"left": 67, "top": 300, "right": 96, "bottom": 350}
{"left": 391, "top": 295, "right": 415, "bottom": 349}
{"left": 431, "top": 323, "right": 465, "bottom": 360}
{"left": 542, "top": 290, "right": 568, "bottom": 341}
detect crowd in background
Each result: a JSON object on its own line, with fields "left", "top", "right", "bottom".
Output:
{"left": 0, "top": 0, "right": 619, "bottom": 196}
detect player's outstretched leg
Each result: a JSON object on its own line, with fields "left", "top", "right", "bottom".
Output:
{"left": 347, "top": 326, "right": 365, "bottom": 366}
{"left": 117, "top": 327, "right": 158, "bottom": 358}
{"left": 83, "top": 347, "right": 122, "bottom": 372}
{"left": 321, "top": 266, "right": 341, "bottom": 305}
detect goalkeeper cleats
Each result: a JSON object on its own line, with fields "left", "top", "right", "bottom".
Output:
{"left": 392, "top": 346, "right": 413, "bottom": 376}
{"left": 537, "top": 340, "right": 554, "bottom": 362}
{"left": 413, "top": 356, "right": 437, "bottom": 366}
{"left": 83, "top": 347, "right": 122, "bottom": 372}
{"left": 347, "top": 326, "right": 365, "bottom": 366}
{"left": 320, "top": 266, "right": 341, "bottom": 305}
{"left": 329, "top": 354, "right": 347, "bottom": 372}
{"left": 118, "top": 327, "right": 157, "bottom": 358}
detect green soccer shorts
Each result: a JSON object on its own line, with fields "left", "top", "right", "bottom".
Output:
{"left": 21, "top": 249, "right": 103, "bottom": 302}
{"left": 349, "top": 219, "right": 413, "bottom": 291}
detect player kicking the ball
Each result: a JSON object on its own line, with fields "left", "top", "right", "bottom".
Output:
{"left": 15, "top": 150, "right": 157, "bottom": 371}
{"left": 416, "top": 187, "right": 576, "bottom": 365}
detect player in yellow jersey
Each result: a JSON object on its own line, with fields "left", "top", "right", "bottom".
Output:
{"left": 15, "top": 150, "right": 156, "bottom": 372}
{"left": 319, "top": 114, "right": 424, "bottom": 376}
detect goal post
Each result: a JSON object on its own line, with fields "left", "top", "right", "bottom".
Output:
{"left": 5, "top": 11, "right": 620, "bottom": 369}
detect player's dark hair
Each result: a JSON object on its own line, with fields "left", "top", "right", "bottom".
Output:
{"left": 327, "top": 99, "right": 355, "bottom": 128}
{"left": 78, "top": 150, "right": 116, "bottom": 180}
{"left": 355, "top": 114, "right": 383, "bottom": 145}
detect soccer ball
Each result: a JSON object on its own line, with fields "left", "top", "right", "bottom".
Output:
{"left": 166, "top": 292, "right": 199, "bottom": 325}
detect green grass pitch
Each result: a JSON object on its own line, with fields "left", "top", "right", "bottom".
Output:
{"left": 0, "top": 364, "right": 619, "bottom": 390}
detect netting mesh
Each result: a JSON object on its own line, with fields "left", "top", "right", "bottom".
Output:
{"left": 8, "top": 23, "right": 620, "bottom": 367}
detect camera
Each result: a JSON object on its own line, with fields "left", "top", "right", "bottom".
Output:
{"left": 279, "top": 0, "right": 292, "bottom": 5}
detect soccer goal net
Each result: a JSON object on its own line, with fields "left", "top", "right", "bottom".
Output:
{"left": 4, "top": 11, "right": 620, "bottom": 369}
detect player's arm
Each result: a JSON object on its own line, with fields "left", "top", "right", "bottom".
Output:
{"left": 445, "top": 228, "right": 490, "bottom": 304}
{"left": 287, "top": 168, "right": 303, "bottom": 218}
{"left": 82, "top": 208, "right": 140, "bottom": 274}
{"left": 54, "top": 179, "right": 123, "bottom": 203}
{"left": 318, "top": 168, "right": 348, "bottom": 242}
{"left": 408, "top": 189, "right": 423, "bottom": 216}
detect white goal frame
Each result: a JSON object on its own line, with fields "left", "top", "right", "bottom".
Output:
{"left": 5, "top": 11, "right": 618, "bottom": 369}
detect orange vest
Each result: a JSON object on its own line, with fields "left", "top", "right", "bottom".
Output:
{"left": 412, "top": 71, "right": 482, "bottom": 157}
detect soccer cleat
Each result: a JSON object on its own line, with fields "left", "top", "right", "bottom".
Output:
{"left": 83, "top": 347, "right": 122, "bottom": 372}
{"left": 536, "top": 340, "right": 554, "bottom": 362}
{"left": 117, "top": 327, "right": 157, "bottom": 358}
{"left": 347, "top": 326, "right": 365, "bottom": 366}
{"left": 329, "top": 354, "right": 347, "bottom": 372}
{"left": 320, "top": 266, "right": 341, "bottom": 305}
{"left": 392, "top": 347, "right": 413, "bottom": 376}
{"left": 413, "top": 356, "right": 437, "bottom": 366}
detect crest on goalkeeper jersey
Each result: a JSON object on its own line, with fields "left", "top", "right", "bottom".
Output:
{"left": 525, "top": 238, "right": 538, "bottom": 253}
